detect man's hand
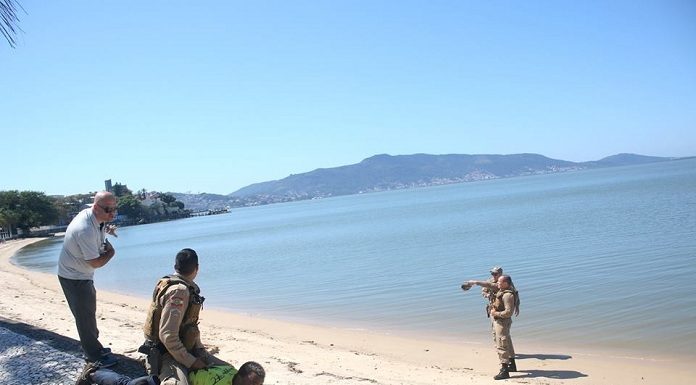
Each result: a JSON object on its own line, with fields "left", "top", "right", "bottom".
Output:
{"left": 101, "top": 239, "right": 114, "bottom": 255}
{"left": 90, "top": 239, "right": 116, "bottom": 268}
{"left": 105, "top": 224, "right": 118, "bottom": 237}
{"left": 192, "top": 347, "right": 207, "bottom": 359}
{"left": 190, "top": 358, "right": 207, "bottom": 370}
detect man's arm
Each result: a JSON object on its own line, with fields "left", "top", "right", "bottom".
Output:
{"left": 87, "top": 239, "right": 115, "bottom": 268}
{"left": 467, "top": 280, "right": 497, "bottom": 290}
{"left": 490, "top": 292, "right": 515, "bottom": 319}
{"left": 158, "top": 285, "right": 206, "bottom": 370}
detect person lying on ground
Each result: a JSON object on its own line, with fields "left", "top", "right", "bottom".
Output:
{"left": 76, "top": 360, "right": 265, "bottom": 385}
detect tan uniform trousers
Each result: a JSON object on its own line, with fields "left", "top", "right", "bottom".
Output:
{"left": 493, "top": 317, "right": 515, "bottom": 364}
{"left": 159, "top": 352, "right": 229, "bottom": 385}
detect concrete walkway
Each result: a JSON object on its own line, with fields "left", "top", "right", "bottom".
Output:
{"left": 0, "top": 326, "right": 83, "bottom": 385}
{"left": 0, "top": 318, "right": 147, "bottom": 385}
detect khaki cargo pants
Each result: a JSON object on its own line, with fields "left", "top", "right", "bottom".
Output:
{"left": 493, "top": 317, "right": 515, "bottom": 364}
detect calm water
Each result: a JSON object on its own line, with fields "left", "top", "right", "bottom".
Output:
{"left": 14, "top": 159, "right": 696, "bottom": 358}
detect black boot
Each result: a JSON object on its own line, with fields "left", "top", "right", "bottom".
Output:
{"left": 509, "top": 358, "right": 517, "bottom": 372}
{"left": 494, "top": 363, "right": 510, "bottom": 380}
{"left": 75, "top": 361, "right": 101, "bottom": 385}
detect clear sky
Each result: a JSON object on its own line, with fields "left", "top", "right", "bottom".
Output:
{"left": 2, "top": 1, "right": 695, "bottom": 196}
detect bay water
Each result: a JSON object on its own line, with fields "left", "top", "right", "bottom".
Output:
{"left": 13, "top": 158, "right": 696, "bottom": 358}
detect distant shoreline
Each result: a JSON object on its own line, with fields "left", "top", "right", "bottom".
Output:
{"left": 177, "top": 154, "right": 695, "bottom": 211}
{"left": 1, "top": 238, "right": 691, "bottom": 385}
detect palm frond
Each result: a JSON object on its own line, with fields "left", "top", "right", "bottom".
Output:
{"left": 1, "top": 0, "right": 24, "bottom": 48}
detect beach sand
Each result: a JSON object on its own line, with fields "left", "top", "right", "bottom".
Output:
{"left": 0, "top": 238, "right": 690, "bottom": 385}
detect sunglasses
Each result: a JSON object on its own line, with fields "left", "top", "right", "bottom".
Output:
{"left": 99, "top": 204, "right": 118, "bottom": 213}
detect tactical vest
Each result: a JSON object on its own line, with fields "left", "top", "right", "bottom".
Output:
{"left": 143, "top": 275, "right": 204, "bottom": 351}
{"left": 492, "top": 289, "right": 518, "bottom": 314}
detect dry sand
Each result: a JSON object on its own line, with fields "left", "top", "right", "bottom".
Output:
{"left": 0, "top": 238, "right": 690, "bottom": 385}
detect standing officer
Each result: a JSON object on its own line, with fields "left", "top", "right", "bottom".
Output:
{"left": 482, "top": 266, "right": 503, "bottom": 315}
{"left": 462, "top": 267, "right": 504, "bottom": 349}
{"left": 141, "top": 248, "right": 228, "bottom": 385}
{"left": 466, "top": 274, "right": 520, "bottom": 380}
{"left": 58, "top": 191, "right": 119, "bottom": 366}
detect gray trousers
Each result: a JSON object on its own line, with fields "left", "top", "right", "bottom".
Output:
{"left": 91, "top": 369, "right": 158, "bottom": 385}
{"left": 58, "top": 276, "right": 104, "bottom": 361}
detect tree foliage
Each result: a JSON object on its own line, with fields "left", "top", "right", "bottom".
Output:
{"left": 159, "top": 193, "right": 176, "bottom": 204}
{"left": 112, "top": 183, "right": 132, "bottom": 197}
{"left": 116, "top": 194, "right": 145, "bottom": 220}
{"left": 0, "top": 182, "right": 190, "bottom": 236}
{"left": 52, "top": 194, "right": 93, "bottom": 225}
{"left": 0, "top": 190, "right": 59, "bottom": 235}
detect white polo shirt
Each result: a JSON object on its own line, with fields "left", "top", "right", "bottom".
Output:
{"left": 57, "top": 208, "right": 105, "bottom": 280}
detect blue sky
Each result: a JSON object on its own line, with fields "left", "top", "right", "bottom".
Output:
{"left": 2, "top": 1, "right": 695, "bottom": 195}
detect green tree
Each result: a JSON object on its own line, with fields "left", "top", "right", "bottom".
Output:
{"left": 112, "top": 183, "right": 132, "bottom": 197}
{"left": 0, "top": 206, "right": 20, "bottom": 237}
{"left": 17, "top": 191, "right": 58, "bottom": 231}
{"left": 52, "top": 193, "right": 92, "bottom": 225}
{"left": 116, "top": 194, "right": 144, "bottom": 220}
{"left": 0, "top": 190, "right": 58, "bottom": 234}
{"left": 159, "top": 193, "right": 177, "bottom": 205}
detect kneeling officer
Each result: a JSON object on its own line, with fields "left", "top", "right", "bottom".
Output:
{"left": 140, "top": 248, "right": 227, "bottom": 385}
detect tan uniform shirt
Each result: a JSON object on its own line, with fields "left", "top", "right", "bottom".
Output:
{"left": 491, "top": 291, "right": 515, "bottom": 319}
{"left": 158, "top": 281, "right": 204, "bottom": 368}
{"left": 481, "top": 277, "right": 498, "bottom": 303}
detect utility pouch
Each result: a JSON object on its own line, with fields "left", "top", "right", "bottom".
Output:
{"left": 138, "top": 340, "right": 162, "bottom": 376}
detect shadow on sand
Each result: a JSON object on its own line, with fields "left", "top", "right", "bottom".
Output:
{"left": 511, "top": 352, "right": 586, "bottom": 380}
{"left": 516, "top": 352, "right": 572, "bottom": 360}
{"left": 514, "top": 369, "right": 588, "bottom": 380}
{"left": 0, "top": 317, "right": 146, "bottom": 378}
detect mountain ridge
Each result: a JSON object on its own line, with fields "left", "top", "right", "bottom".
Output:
{"left": 171, "top": 152, "right": 680, "bottom": 210}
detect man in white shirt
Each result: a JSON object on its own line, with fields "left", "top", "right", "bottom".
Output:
{"left": 58, "top": 191, "right": 119, "bottom": 366}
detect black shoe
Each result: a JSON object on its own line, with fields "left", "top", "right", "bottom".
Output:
{"left": 75, "top": 361, "right": 101, "bottom": 385}
{"left": 508, "top": 358, "right": 517, "bottom": 372}
{"left": 494, "top": 364, "right": 510, "bottom": 380}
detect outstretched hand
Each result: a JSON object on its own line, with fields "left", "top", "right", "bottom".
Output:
{"left": 105, "top": 224, "right": 118, "bottom": 237}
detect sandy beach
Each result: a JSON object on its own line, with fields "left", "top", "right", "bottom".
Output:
{"left": 0, "top": 238, "right": 690, "bottom": 385}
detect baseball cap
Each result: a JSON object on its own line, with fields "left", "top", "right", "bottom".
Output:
{"left": 490, "top": 266, "right": 503, "bottom": 274}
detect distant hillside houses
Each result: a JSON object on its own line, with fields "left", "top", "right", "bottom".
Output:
{"left": 172, "top": 152, "right": 682, "bottom": 211}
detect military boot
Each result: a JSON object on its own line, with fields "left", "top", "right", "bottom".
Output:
{"left": 494, "top": 363, "right": 510, "bottom": 380}
{"left": 74, "top": 361, "right": 101, "bottom": 385}
{"left": 508, "top": 358, "right": 517, "bottom": 372}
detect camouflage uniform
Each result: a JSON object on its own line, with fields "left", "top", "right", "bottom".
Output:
{"left": 490, "top": 289, "right": 517, "bottom": 365}
{"left": 482, "top": 267, "right": 502, "bottom": 346}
